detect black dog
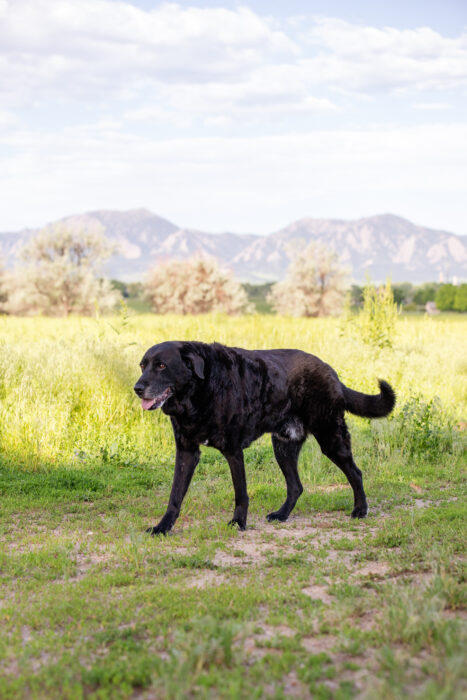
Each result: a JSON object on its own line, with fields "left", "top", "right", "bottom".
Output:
{"left": 134, "top": 341, "right": 395, "bottom": 535}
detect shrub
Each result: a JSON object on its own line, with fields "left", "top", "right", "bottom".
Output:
{"left": 413, "top": 283, "right": 439, "bottom": 306}
{"left": 268, "top": 242, "right": 348, "bottom": 317}
{"left": 375, "top": 396, "right": 455, "bottom": 462}
{"left": 358, "top": 279, "right": 398, "bottom": 349}
{"left": 145, "top": 257, "right": 252, "bottom": 315}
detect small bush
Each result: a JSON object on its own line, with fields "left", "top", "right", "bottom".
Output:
{"left": 354, "top": 279, "right": 399, "bottom": 348}
{"left": 376, "top": 396, "right": 455, "bottom": 461}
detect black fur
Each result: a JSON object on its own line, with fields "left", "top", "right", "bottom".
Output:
{"left": 134, "top": 341, "right": 396, "bottom": 534}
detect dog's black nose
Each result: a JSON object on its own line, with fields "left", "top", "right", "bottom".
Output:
{"left": 134, "top": 382, "right": 145, "bottom": 397}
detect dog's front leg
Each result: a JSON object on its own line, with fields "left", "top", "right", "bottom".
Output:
{"left": 147, "top": 445, "right": 200, "bottom": 536}
{"left": 223, "top": 449, "right": 249, "bottom": 531}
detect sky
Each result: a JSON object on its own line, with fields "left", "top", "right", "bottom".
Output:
{"left": 1, "top": 0, "right": 466, "bottom": 235}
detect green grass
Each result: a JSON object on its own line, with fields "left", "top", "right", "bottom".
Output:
{"left": 0, "top": 312, "right": 466, "bottom": 698}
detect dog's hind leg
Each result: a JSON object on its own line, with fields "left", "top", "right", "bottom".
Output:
{"left": 267, "top": 436, "right": 305, "bottom": 522}
{"left": 223, "top": 449, "right": 249, "bottom": 530}
{"left": 313, "top": 416, "right": 367, "bottom": 518}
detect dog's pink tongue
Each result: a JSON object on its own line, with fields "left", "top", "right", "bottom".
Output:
{"left": 141, "top": 398, "right": 156, "bottom": 410}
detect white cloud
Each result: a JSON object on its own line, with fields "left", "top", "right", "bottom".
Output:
{"left": 0, "top": 0, "right": 297, "bottom": 107}
{"left": 124, "top": 71, "right": 338, "bottom": 129}
{"left": 413, "top": 102, "right": 452, "bottom": 111}
{"left": 1, "top": 121, "right": 466, "bottom": 234}
{"left": 2, "top": 1, "right": 466, "bottom": 121}
{"left": 304, "top": 18, "right": 467, "bottom": 92}
{"left": 0, "top": 108, "right": 16, "bottom": 129}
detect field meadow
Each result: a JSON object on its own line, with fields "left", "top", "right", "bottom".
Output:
{"left": 0, "top": 312, "right": 466, "bottom": 699}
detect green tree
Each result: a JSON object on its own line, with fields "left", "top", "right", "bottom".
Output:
{"left": 435, "top": 284, "right": 457, "bottom": 311}
{"left": 145, "top": 257, "right": 252, "bottom": 315}
{"left": 413, "top": 283, "right": 439, "bottom": 306}
{"left": 350, "top": 284, "right": 364, "bottom": 309}
{"left": 392, "top": 282, "right": 413, "bottom": 306}
{"left": 268, "top": 242, "right": 348, "bottom": 317}
{"left": 5, "top": 226, "right": 120, "bottom": 316}
{"left": 242, "top": 282, "right": 274, "bottom": 313}
{"left": 453, "top": 284, "right": 467, "bottom": 312}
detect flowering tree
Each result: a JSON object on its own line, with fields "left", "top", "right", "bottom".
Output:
{"left": 4, "top": 226, "right": 120, "bottom": 316}
{"left": 268, "top": 242, "right": 348, "bottom": 317}
{"left": 0, "top": 258, "right": 7, "bottom": 311}
{"left": 145, "top": 257, "right": 252, "bottom": 315}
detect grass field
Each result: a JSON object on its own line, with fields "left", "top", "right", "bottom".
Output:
{"left": 0, "top": 312, "right": 466, "bottom": 699}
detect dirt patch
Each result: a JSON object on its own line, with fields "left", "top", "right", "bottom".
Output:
{"left": 302, "top": 634, "right": 337, "bottom": 653}
{"left": 386, "top": 571, "right": 434, "bottom": 588}
{"left": 241, "top": 623, "right": 296, "bottom": 662}
{"left": 212, "top": 540, "right": 278, "bottom": 566}
{"left": 250, "top": 514, "right": 367, "bottom": 551}
{"left": 236, "top": 540, "right": 276, "bottom": 559}
{"left": 281, "top": 670, "right": 308, "bottom": 698}
{"left": 242, "top": 638, "right": 275, "bottom": 661}
{"left": 0, "top": 657, "right": 20, "bottom": 677}
{"left": 254, "top": 623, "right": 296, "bottom": 641}
{"left": 263, "top": 523, "right": 350, "bottom": 548}
{"left": 74, "top": 547, "right": 115, "bottom": 576}
{"left": 442, "top": 608, "right": 467, "bottom": 621}
{"left": 353, "top": 561, "right": 390, "bottom": 578}
{"left": 212, "top": 550, "right": 245, "bottom": 567}
{"left": 324, "top": 550, "right": 355, "bottom": 566}
{"left": 315, "top": 484, "right": 348, "bottom": 492}
{"left": 185, "top": 571, "right": 227, "bottom": 589}
{"left": 413, "top": 499, "right": 431, "bottom": 509}
{"left": 301, "top": 584, "right": 333, "bottom": 604}
{"left": 354, "top": 610, "right": 377, "bottom": 631}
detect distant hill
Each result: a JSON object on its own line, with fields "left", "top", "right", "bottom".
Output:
{"left": 0, "top": 209, "right": 465, "bottom": 283}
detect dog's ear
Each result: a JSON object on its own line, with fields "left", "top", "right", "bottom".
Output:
{"left": 185, "top": 352, "right": 205, "bottom": 380}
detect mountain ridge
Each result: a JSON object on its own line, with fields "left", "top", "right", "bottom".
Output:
{"left": 0, "top": 209, "right": 465, "bottom": 283}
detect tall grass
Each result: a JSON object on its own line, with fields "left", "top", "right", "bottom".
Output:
{"left": 0, "top": 312, "right": 465, "bottom": 470}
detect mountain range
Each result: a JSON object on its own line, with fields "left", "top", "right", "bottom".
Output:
{"left": 0, "top": 209, "right": 465, "bottom": 283}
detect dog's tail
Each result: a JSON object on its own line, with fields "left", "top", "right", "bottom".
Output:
{"left": 342, "top": 379, "right": 396, "bottom": 419}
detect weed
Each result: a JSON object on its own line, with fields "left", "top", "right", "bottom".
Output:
{"left": 359, "top": 278, "right": 399, "bottom": 349}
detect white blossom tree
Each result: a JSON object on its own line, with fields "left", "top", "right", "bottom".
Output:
{"left": 4, "top": 226, "right": 120, "bottom": 316}
{"left": 145, "top": 257, "right": 252, "bottom": 315}
{"left": 268, "top": 242, "right": 348, "bottom": 317}
{"left": 0, "top": 257, "right": 8, "bottom": 312}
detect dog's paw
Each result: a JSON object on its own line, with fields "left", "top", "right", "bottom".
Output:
{"left": 266, "top": 510, "right": 288, "bottom": 522}
{"left": 146, "top": 522, "right": 173, "bottom": 536}
{"left": 146, "top": 526, "right": 167, "bottom": 536}
{"left": 351, "top": 505, "right": 368, "bottom": 519}
{"left": 228, "top": 518, "right": 246, "bottom": 531}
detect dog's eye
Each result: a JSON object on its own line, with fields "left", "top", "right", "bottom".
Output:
{"left": 157, "top": 363, "right": 166, "bottom": 370}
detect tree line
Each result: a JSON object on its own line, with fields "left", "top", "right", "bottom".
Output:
{"left": 0, "top": 226, "right": 465, "bottom": 316}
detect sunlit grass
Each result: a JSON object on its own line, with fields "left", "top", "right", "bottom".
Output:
{"left": 0, "top": 312, "right": 465, "bottom": 470}
{"left": 0, "top": 312, "right": 465, "bottom": 698}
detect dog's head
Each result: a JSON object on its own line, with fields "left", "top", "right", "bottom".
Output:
{"left": 134, "top": 341, "right": 205, "bottom": 411}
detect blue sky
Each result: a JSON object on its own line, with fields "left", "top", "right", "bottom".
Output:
{"left": 1, "top": 0, "right": 466, "bottom": 235}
